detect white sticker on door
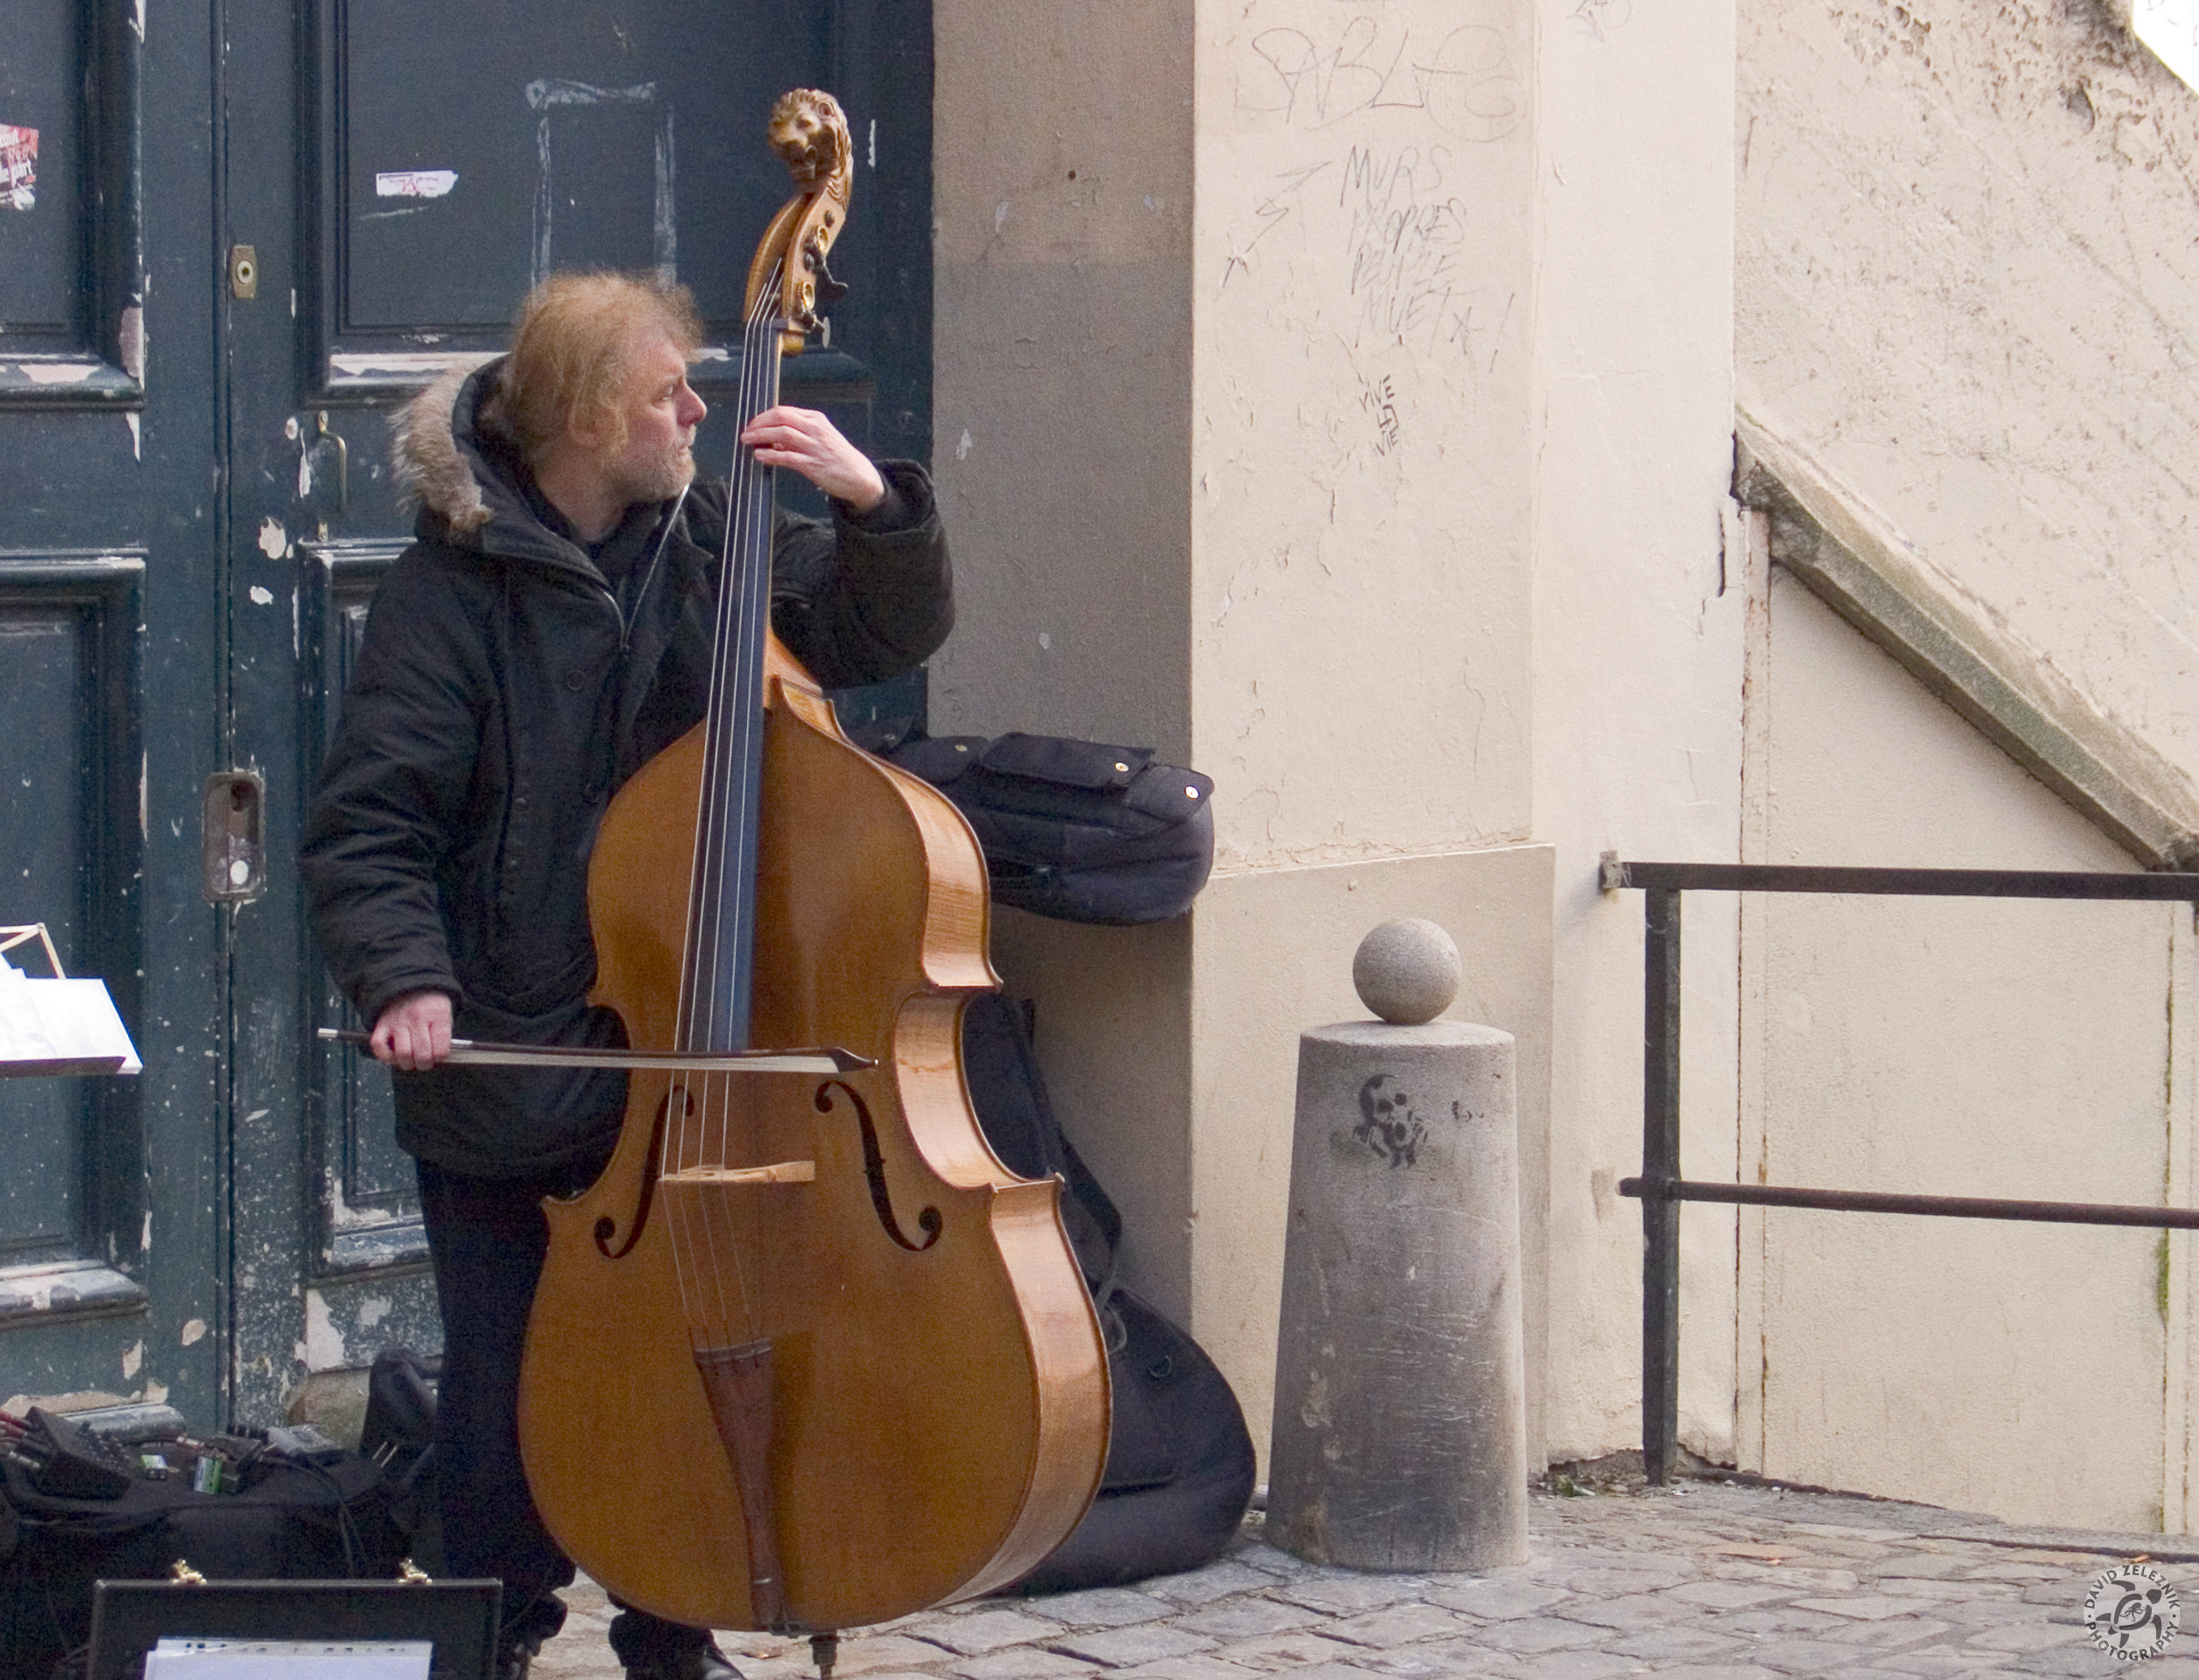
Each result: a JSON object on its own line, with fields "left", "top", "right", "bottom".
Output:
{"left": 373, "top": 169, "right": 456, "bottom": 199}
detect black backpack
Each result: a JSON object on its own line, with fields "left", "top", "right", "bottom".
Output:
{"left": 359, "top": 1347, "right": 443, "bottom": 1568}
{"left": 960, "top": 993, "right": 1257, "bottom": 1591}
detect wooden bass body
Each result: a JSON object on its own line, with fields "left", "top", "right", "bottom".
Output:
{"left": 516, "top": 674, "right": 1110, "bottom": 1632}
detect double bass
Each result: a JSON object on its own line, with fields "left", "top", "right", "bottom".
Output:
{"left": 515, "top": 90, "right": 1110, "bottom": 1654}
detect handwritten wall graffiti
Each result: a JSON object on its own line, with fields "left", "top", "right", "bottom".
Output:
{"left": 1568, "top": 0, "right": 1632, "bottom": 41}
{"left": 1216, "top": 4, "right": 1528, "bottom": 495}
{"left": 1241, "top": 15, "right": 1524, "bottom": 144}
{"left": 1, "top": 126, "right": 36, "bottom": 211}
{"left": 1360, "top": 371, "right": 1400, "bottom": 454}
{"left": 1223, "top": 143, "right": 1514, "bottom": 370}
{"left": 1221, "top": 160, "right": 1331, "bottom": 289}
{"left": 1341, "top": 144, "right": 1486, "bottom": 355}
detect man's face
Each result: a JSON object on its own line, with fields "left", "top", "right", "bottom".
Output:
{"left": 603, "top": 332, "right": 707, "bottom": 506}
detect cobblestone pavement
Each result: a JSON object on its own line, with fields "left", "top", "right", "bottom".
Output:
{"left": 530, "top": 1481, "right": 2199, "bottom": 1679}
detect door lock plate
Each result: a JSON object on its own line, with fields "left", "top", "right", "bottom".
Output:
{"left": 228, "top": 244, "right": 258, "bottom": 300}
{"left": 202, "top": 770, "right": 266, "bottom": 904}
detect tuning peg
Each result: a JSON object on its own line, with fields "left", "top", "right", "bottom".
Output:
{"left": 807, "top": 242, "right": 850, "bottom": 307}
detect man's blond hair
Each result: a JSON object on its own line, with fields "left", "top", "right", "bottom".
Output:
{"left": 484, "top": 271, "right": 703, "bottom": 460}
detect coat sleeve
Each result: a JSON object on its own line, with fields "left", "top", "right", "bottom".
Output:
{"left": 299, "top": 548, "right": 487, "bottom": 1027}
{"left": 764, "top": 459, "right": 954, "bottom": 691}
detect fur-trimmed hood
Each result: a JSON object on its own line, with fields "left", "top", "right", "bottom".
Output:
{"left": 390, "top": 360, "right": 499, "bottom": 535}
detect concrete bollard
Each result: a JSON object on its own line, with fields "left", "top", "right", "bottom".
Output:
{"left": 1268, "top": 920, "right": 1528, "bottom": 1572}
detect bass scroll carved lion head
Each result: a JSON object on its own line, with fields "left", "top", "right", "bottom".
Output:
{"left": 769, "top": 89, "right": 851, "bottom": 193}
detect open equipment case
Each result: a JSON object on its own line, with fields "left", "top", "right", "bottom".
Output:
{"left": 86, "top": 1577, "right": 499, "bottom": 1680}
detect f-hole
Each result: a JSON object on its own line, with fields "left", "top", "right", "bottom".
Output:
{"left": 594, "top": 1088, "right": 683, "bottom": 1258}
{"left": 816, "top": 1080, "right": 941, "bottom": 1251}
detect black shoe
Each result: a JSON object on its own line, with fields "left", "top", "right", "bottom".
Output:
{"left": 623, "top": 1637, "right": 742, "bottom": 1680}
{"left": 497, "top": 1636, "right": 542, "bottom": 1680}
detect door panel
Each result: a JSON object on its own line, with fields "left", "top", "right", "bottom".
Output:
{"left": 0, "top": 0, "right": 223, "bottom": 1420}
{"left": 0, "top": 557, "right": 144, "bottom": 1325}
{"left": 0, "top": 0, "right": 85, "bottom": 340}
{"left": 314, "top": 2, "right": 835, "bottom": 397}
{"left": 300, "top": 542, "right": 415, "bottom": 1278}
{"left": 0, "top": 0, "right": 143, "bottom": 401}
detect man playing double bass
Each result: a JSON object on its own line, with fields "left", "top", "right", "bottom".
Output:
{"left": 301, "top": 270, "right": 952, "bottom": 1680}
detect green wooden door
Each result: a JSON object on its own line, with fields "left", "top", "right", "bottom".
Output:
{"left": 1, "top": 0, "right": 932, "bottom": 1432}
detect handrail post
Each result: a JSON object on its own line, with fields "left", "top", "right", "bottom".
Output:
{"left": 1642, "top": 886, "right": 1681, "bottom": 1485}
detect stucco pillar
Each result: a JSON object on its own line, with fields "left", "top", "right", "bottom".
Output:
{"left": 935, "top": 2, "right": 1552, "bottom": 1473}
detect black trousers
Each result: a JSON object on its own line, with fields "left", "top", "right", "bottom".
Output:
{"left": 415, "top": 1155, "right": 710, "bottom": 1666}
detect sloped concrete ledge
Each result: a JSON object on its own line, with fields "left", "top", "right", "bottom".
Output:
{"left": 1735, "top": 409, "right": 2199, "bottom": 870}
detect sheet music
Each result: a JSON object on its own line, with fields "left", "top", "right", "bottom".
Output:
{"left": 0, "top": 960, "right": 141, "bottom": 1076}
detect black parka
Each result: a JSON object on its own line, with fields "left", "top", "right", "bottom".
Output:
{"left": 300, "top": 361, "right": 952, "bottom": 1176}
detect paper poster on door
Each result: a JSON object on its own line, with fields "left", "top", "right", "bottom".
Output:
{"left": 1, "top": 126, "right": 35, "bottom": 210}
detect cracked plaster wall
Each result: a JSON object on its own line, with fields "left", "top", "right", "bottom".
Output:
{"left": 1187, "top": 0, "right": 1546, "bottom": 1470}
{"left": 1739, "top": 0, "right": 2199, "bottom": 793}
{"left": 1188, "top": 1, "right": 1536, "bottom": 874}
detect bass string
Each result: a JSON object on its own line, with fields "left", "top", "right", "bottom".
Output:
{"left": 678, "top": 280, "right": 784, "bottom": 1352}
{"left": 683, "top": 271, "right": 783, "bottom": 1053}
{"left": 667, "top": 275, "right": 787, "bottom": 1352}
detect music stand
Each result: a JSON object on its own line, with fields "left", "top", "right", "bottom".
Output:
{"left": 0, "top": 923, "right": 141, "bottom": 1076}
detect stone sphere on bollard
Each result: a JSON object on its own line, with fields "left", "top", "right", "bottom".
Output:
{"left": 1352, "top": 918, "right": 1461, "bottom": 1025}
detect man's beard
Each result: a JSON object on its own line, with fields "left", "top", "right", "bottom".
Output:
{"left": 615, "top": 438, "right": 695, "bottom": 506}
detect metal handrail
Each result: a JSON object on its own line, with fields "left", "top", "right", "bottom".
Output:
{"left": 1603, "top": 858, "right": 2199, "bottom": 1484}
